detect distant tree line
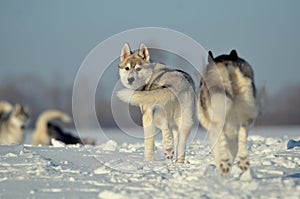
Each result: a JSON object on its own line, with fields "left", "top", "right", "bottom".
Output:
{"left": 256, "top": 84, "right": 300, "bottom": 126}
{"left": 1, "top": 74, "right": 299, "bottom": 128}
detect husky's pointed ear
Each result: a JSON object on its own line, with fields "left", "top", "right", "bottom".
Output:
{"left": 23, "top": 106, "right": 30, "bottom": 114}
{"left": 208, "top": 51, "right": 214, "bottom": 63}
{"left": 12, "top": 104, "right": 21, "bottom": 115}
{"left": 230, "top": 49, "right": 238, "bottom": 60}
{"left": 138, "top": 43, "right": 150, "bottom": 62}
{"left": 120, "top": 43, "right": 131, "bottom": 63}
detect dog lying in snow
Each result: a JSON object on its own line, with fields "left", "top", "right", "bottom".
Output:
{"left": 32, "top": 110, "right": 95, "bottom": 146}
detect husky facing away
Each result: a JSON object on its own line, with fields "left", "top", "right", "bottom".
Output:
{"left": 197, "top": 50, "right": 258, "bottom": 175}
{"left": 0, "top": 101, "right": 30, "bottom": 144}
{"left": 117, "top": 43, "right": 195, "bottom": 163}
{"left": 32, "top": 110, "right": 95, "bottom": 146}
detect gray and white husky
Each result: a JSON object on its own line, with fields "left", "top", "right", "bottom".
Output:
{"left": 197, "top": 50, "right": 258, "bottom": 175}
{"left": 117, "top": 43, "right": 195, "bottom": 163}
{"left": 0, "top": 101, "right": 29, "bottom": 144}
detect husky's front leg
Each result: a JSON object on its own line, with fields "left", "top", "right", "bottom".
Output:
{"left": 142, "top": 109, "right": 155, "bottom": 161}
{"left": 237, "top": 125, "right": 250, "bottom": 171}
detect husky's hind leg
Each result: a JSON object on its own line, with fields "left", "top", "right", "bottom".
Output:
{"left": 209, "top": 93, "right": 233, "bottom": 175}
{"left": 161, "top": 122, "right": 174, "bottom": 160}
{"left": 161, "top": 126, "right": 174, "bottom": 159}
{"left": 176, "top": 126, "right": 192, "bottom": 163}
{"left": 175, "top": 103, "right": 193, "bottom": 163}
{"left": 171, "top": 126, "right": 179, "bottom": 161}
{"left": 154, "top": 108, "right": 173, "bottom": 159}
{"left": 237, "top": 125, "right": 250, "bottom": 171}
{"left": 209, "top": 127, "right": 231, "bottom": 175}
{"left": 143, "top": 108, "right": 155, "bottom": 161}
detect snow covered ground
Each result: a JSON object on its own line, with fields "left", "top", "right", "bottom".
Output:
{"left": 0, "top": 127, "right": 300, "bottom": 198}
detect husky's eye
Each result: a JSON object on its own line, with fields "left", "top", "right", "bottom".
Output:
{"left": 136, "top": 67, "right": 141, "bottom": 72}
{"left": 125, "top": 67, "right": 130, "bottom": 71}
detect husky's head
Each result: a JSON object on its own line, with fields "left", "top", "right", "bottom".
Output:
{"left": 10, "top": 104, "right": 30, "bottom": 130}
{"left": 208, "top": 50, "right": 254, "bottom": 80}
{"left": 119, "top": 43, "right": 153, "bottom": 90}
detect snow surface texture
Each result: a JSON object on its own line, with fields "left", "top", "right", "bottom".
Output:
{"left": 0, "top": 127, "right": 300, "bottom": 198}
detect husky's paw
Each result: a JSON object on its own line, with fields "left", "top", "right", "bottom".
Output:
{"left": 117, "top": 89, "right": 133, "bottom": 104}
{"left": 219, "top": 159, "right": 232, "bottom": 175}
{"left": 164, "top": 147, "right": 174, "bottom": 159}
{"left": 238, "top": 156, "right": 250, "bottom": 171}
{"left": 175, "top": 154, "right": 185, "bottom": 163}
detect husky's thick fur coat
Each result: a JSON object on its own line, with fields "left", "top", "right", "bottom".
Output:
{"left": 197, "top": 50, "right": 258, "bottom": 175}
{"left": 32, "top": 110, "right": 95, "bottom": 146}
{"left": 0, "top": 101, "right": 29, "bottom": 144}
{"left": 118, "top": 43, "right": 195, "bottom": 163}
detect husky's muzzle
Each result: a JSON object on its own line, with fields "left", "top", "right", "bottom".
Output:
{"left": 127, "top": 77, "right": 135, "bottom": 84}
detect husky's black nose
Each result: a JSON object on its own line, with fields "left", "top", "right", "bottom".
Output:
{"left": 127, "top": 77, "right": 134, "bottom": 84}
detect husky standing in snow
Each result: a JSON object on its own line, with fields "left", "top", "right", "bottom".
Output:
{"left": 0, "top": 101, "right": 30, "bottom": 144}
{"left": 117, "top": 43, "right": 195, "bottom": 163}
{"left": 197, "top": 50, "right": 258, "bottom": 175}
{"left": 33, "top": 110, "right": 95, "bottom": 146}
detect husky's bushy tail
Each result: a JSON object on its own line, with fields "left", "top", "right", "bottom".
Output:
{"left": 257, "top": 86, "right": 266, "bottom": 116}
{"left": 35, "top": 110, "right": 71, "bottom": 130}
{"left": 33, "top": 110, "right": 71, "bottom": 145}
{"left": 117, "top": 88, "right": 176, "bottom": 106}
{"left": 0, "top": 101, "right": 13, "bottom": 114}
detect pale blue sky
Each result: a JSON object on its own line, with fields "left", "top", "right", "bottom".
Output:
{"left": 0, "top": 0, "right": 299, "bottom": 95}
